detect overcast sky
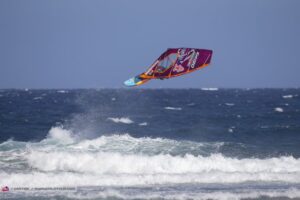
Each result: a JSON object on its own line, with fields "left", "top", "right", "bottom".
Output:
{"left": 0, "top": 0, "right": 299, "bottom": 88}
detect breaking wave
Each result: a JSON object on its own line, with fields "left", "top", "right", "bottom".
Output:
{"left": 1, "top": 126, "right": 300, "bottom": 199}
{"left": 5, "top": 187, "right": 300, "bottom": 200}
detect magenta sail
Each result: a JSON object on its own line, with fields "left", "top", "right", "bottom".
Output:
{"left": 124, "top": 48, "right": 213, "bottom": 87}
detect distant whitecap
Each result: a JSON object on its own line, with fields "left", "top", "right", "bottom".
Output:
{"left": 282, "top": 95, "right": 293, "bottom": 99}
{"left": 138, "top": 122, "right": 148, "bottom": 126}
{"left": 164, "top": 107, "right": 182, "bottom": 111}
{"left": 201, "top": 88, "right": 219, "bottom": 91}
{"left": 274, "top": 107, "right": 284, "bottom": 112}
{"left": 107, "top": 117, "right": 134, "bottom": 124}
{"left": 225, "top": 103, "right": 235, "bottom": 106}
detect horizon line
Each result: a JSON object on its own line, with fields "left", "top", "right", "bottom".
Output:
{"left": 0, "top": 87, "right": 300, "bottom": 90}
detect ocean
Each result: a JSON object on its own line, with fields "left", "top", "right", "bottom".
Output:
{"left": 0, "top": 88, "right": 300, "bottom": 200}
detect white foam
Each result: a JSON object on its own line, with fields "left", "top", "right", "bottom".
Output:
{"left": 274, "top": 107, "right": 284, "bottom": 112}
{"left": 107, "top": 117, "right": 134, "bottom": 124}
{"left": 283, "top": 95, "right": 293, "bottom": 99}
{"left": 27, "top": 152, "right": 300, "bottom": 175}
{"left": 45, "top": 126, "right": 74, "bottom": 144}
{"left": 5, "top": 187, "right": 300, "bottom": 200}
{"left": 225, "top": 103, "right": 235, "bottom": 106}
{"left": 69, "top": 133, "right": 214, "bottom": 156}
{"left": 2, "top": 128, "right": 300, "bottom": 191}
{"left": 1, "top": 153, "right": 300, "bottom": 188}
{"left": 62, "top": 187, "right": 300, "bottom": 200}
{"left": 164, "top": 107, "right": 182, "bottom": 111}
{"left": 138, "top": 122, "right": 148, "bottom": 126}
{"left": 201, "top": 88, "right": 219, "bottom": 91}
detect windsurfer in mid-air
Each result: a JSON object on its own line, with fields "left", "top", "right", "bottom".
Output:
{"left": 124, "top": 48, "right": 213, "bottom": 87}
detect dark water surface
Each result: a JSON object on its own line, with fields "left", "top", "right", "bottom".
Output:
{"left": 1, "top": 88, "right": 300, "bottom": 199}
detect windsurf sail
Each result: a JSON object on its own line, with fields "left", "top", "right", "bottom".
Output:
{"left": 124, "top": 48, "right": 213, "bottom": 87}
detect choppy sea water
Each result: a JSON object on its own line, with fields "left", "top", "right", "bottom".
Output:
{"left": 0, "top": 88, "right": 300, "bottom": 200}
